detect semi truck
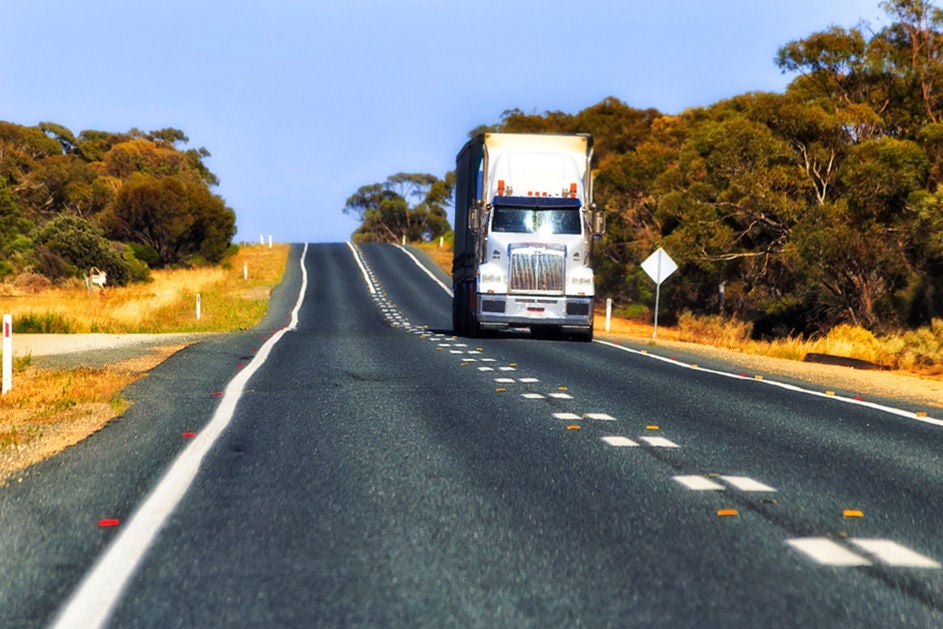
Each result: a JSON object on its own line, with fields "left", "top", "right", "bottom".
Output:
{"left": 452, "top": 132, "right": 605, "bottom": 341}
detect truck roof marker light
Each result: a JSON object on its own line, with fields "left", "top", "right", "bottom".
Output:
{"left": 569, "top": 182, "right": 578, "bottom": 197}
{"left": 497, "top": 179, "right": 505, "bottom": 196}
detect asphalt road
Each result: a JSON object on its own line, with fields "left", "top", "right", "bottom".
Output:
{"left": 2, "top": 242, "right": 943, "bottom": 627}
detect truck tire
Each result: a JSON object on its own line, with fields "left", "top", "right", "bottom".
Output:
{"left": 452, "top": 291, "right": 463, "bottom": 336}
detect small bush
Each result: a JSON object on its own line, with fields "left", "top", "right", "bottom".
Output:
{"left": 621, "top": 303, "right": 650, "bottom": 321}
{"left": 678, "top": 311, "right": 753, "bottom": 348}
{"left": 12, "top": 273, "right": 51, "bottom": 293}
{"left": 896, "top": 318, "right": 943, "bottom": 369}
{"left": 13, "top": 312, "right": 75, "bottom": 334}
{"left": 824, "top": 324, "right": 884, "bottom": 364}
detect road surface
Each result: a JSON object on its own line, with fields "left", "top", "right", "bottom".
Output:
{"left": 2, "top": 242, "right": 942, "bottom": 627}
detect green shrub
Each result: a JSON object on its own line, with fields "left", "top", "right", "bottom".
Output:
{"left": 13, "top": 311, "right": 76, "bottom": 334}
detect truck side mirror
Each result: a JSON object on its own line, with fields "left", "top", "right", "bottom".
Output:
{"left": 593, "top": 205, "right": 606, "bottom": 236}
{"left": 468, "top": 199, "right": 484, "bottom": 232}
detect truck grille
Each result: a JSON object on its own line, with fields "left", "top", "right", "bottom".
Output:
{"left": 509, "top": 245, "right": 566, "bottom": 294}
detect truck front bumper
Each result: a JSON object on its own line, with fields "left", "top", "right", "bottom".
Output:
{"left": 477, "top": 294, "right": 594, "bottom": 330}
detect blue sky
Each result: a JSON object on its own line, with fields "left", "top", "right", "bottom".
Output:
{"left": 1, "top": 0, "right": 885, "bottom": 244}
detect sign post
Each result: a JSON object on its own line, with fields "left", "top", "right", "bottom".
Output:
{"left": 640, "top": 247, "right": 678, "bottom": 339}
{"left": 2, "top": 314, "right": 12, "bottom": 395}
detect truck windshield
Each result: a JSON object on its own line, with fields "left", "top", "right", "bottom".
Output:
{"left": 491, "top": 208, "right": 581, "bottom": 235}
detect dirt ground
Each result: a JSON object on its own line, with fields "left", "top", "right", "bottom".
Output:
{"left": 0, "top": 334, "right": 205, "bottom": 483}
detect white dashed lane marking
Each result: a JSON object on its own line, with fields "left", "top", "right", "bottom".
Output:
{"left": 601, "top": 435, "right": 679, "bottom": 448}
{"left": 787, "top": 538, "right": 872, "bottom": 567}
{"left": 673, "top": 475, "right": 777, "bottom": 492}
{"left": 601, "top": 436, "right": 639, "bottom": 447}
{"left": 639, "top": 436, "right": 680, "bottom": 448}
{"left": 721, "top": 476, "right": 777, "bottom": 492}
{"left": 553, "top": 413, "right": 582, "bottom": 420}
{"left": 674, "top": 476, "right": 725, "bottom": 491}
{"left": 849, "top": 539, "right": 942, "bottom": 568}
{"left": 788, "top": 538, "right": 941, "bottom": 568}
{"left": 584, "top": 413, "right": 615, "bottom": 421}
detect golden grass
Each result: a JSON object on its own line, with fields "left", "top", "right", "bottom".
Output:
{"left": 0, "top": 244, "right": 290, "bottom": 482}
{"left": 414, "top": 240, "right": 453, "bottom": 276}
{"left": 0, "top": 244, "right": 289, "bottom": 333}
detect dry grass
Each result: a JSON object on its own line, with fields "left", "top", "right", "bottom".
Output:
{"left": 0, "top": 244, "right": 289, "bottom": 483}
{"left": 0, "top": 343, "right": 190, "bottom": 483}
{"left": 415, "top": 240, "right": 453, "bottom": 276}
{"left": 0, "top": 243, "right": 289, "bottom": 333}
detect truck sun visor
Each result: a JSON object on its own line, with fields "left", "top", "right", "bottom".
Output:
{"left": 491, "top": 196, "right": 582, "bottom": 209}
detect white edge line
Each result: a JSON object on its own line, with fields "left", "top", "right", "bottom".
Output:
{"left": 594, "top": 339, "right": 943, "bottom": 428}
{"left": 346, "top": 242, "right": 375, "bottom": 295}
{"left": 52, "top": 243, "right": 310, "bottom": 629}
{"left": 395, "top": 244, "right": 453, "bottom": 297}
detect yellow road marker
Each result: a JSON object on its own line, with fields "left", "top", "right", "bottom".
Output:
{"left": 557, "top": 385, "right": 568, "bottom": 391}
{"left": 755, "top": 375, "right": 764, "bottom": 380}
{"left": 566, "top": 424, "right": 581, "bottom": 431}
{"left": 646, "top": 425, "right": 660, "bottom": 431}
{"left": 843, "top": 509, "right": 864, "bottom": 518}
{"left": 717, "top": 509, "right": 738, "bottom": 517}
{"left": 496, "top": 387, "right": 506, "bottom": 393}
{"left": 825, "top": 391, "right": 836, "bottom": 396}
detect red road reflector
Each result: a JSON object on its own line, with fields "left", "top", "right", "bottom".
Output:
{"left": 212, "top": 392, "right": 223, "bottom": 397}
{"left": 182, "top": 432, "right": 196, "bottom": 438}
{"left": 98, "top": 519, "right": 120, "bottom": 527}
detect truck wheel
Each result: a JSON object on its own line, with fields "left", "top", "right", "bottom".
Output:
{"left": 468, "top": 310, "right": 481, "bottom": 338}
{"left": 452, "top": 293, "right": 463, "bottom": 336}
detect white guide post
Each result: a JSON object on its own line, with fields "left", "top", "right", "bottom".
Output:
{"left": 2, "top": 314, "right": 12, "bottom": 395}
{"left": 196, "top": 294, "right": 202, "bottom": 321}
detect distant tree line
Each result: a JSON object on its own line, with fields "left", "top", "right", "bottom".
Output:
{"left": 346, "top": 0, "right": 943, "bottom": 337}
{"left": 0, "top": 123, "right": 235, "bottom": 286}
{"left": 343, "top": 172, "right": 453, "bottom": 244}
